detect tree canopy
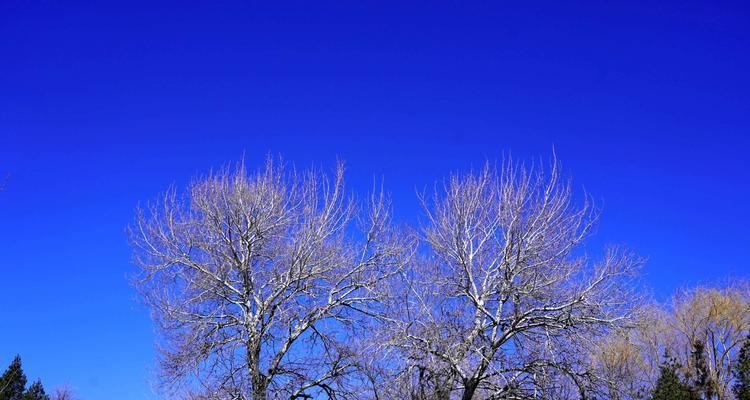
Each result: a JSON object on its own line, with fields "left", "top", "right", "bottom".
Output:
{"left": 0, "top": 357, "right": 49, "bottom": 400}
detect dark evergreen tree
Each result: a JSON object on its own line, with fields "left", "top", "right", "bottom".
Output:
{"left": 651, "top": 353, "right": 699, "bottom": 400}
{"left": 691, "top": 340, "right": 713, "bottom": 399}
{"left": 735, "top": 334, "right": 750, "bottom": 400}
{"left": 21, "top": 381, "right": 48, "bottom": 400}
{"left": 0, "top": 356, "right": 27, "bottom": 400}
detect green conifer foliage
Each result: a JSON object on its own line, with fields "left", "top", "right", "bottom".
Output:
{"left": 0, "top": 356, "right": 27, "bottom": 400}
{"left": 650, "top": 353, "right": 699, "bottom": 400}
{"left": 692, "top": 341, "right": 714, "bottom": 399}
{"left": 21, "top": 381, "right": 48, "bottom": 400}
{"left": 735, "top": 334, "right": 750, "bottom": 400}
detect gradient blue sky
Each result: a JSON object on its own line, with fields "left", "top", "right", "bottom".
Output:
{"left": 1, "top": 1, "right": 749, "bottom": 399}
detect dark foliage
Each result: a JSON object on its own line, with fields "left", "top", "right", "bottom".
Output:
{"left": 0, "top": 356, "right": 27, "bottom": 400}
{"left": 21, "top": 381, "right": 49, "bottom": 400}
{"left": 650, "top": 353, "right": 699, "bottom": 400}
{"left": 735, "top": 334, "right": 750, "bottom": 400}
{"left": 691, "top": 341, "right": 713, "bottom": 399}
{"left": 0, "top": 357, "right": 49, "bottom": 400}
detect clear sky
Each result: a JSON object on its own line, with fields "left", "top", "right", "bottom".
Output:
{"left": 1, "top": 1, "right": 749, "bottom": 399}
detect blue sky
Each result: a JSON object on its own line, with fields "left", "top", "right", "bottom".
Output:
{"left": 1, "top": 1, "right": 749, "bottom": 399}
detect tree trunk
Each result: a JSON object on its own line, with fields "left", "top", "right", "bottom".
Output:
{"left": 248, "top": 343, "right": 268, "bottom": 400}
{"left": 462, "top": 378, "right": 479, "bottom": 400}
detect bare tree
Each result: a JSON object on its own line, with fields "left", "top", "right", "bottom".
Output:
{"left": 52, "top": 385, "right": 78, "bottom": 400}
{"left": 672, "top": 284, "right": 750, "bottom": 400}
{"left": 379, "top": 158, "right": 642, "bottom": 400}
{"left": 130, "top": 158, "right": 412, "bottom": 400}
{"left": 588, "top": 283, "right": 750, "bottom": 400}
{"left": 588, "top": 304, "right": 674, "bottom": 399}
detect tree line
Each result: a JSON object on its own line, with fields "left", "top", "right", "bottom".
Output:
{"left": 0, "top": 356, "right": 76, "bottom": 400}
{"left": 595, "top": 286, "right": 750, "bottom": 400}
{"left": 127, "top": 156, "right": 750, "bottom": 400}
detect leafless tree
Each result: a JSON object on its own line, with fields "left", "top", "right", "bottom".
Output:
{"left": 379, "top": 157, "right": 643, "bottom": 400}
{"left": 672, "top": 283, "right": 750, "bottom": 399}
{"left": 130, "top": 158, "right": 412, "bottom": 400}
{"left": 588, "top": 283, "right": 750, "bottom": 400}
{"left": 52, "top": 385, "right": 79, "bottom": 400}
{"left": 587, "top": 304, "right": 674, "bottom": 399}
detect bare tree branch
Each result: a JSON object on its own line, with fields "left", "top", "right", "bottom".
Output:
{"left": 130, "top": 157, "right": 413, "bottom": 400}
{"left": 377, "top": 157, "right": 643, "bottom": 400}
